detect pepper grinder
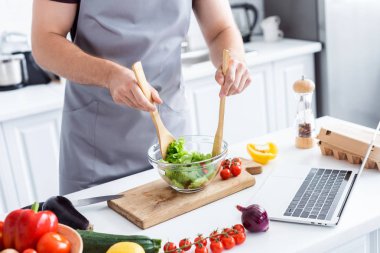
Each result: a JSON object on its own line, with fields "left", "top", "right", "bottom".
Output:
{"left": 293, "top": 76, "right": 315, "bottom": 149}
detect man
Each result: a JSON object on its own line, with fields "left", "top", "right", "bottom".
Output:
{"left": 32, "top": 0, "right": 252, "bottom": 194}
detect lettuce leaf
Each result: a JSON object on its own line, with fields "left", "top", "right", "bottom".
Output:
{"left": 165, "top": 138, "right": 211, "bottom": 164}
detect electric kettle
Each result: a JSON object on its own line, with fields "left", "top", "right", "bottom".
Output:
{"left": 230, "top": 3, "right": 259, "bottom": 42}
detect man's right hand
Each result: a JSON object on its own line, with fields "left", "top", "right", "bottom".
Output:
{"left": 106, "top": 66, "right": 162, "bottom": 112}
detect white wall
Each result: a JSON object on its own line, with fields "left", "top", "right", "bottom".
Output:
{"left": 0, "top": 0, "right": 33, "bottom": 36}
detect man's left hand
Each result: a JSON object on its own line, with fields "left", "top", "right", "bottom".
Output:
{"left": 215, "top": 59, "right": 252, "bottom": 97}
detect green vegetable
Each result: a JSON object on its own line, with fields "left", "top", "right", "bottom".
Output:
{"left": 77, "top": 230, "right": 161, "bottom": 253}
{"left": 165, "top": 138, "right": 211, "bottom": 164}
{"left": 162, "top": 138, "right": 215, "bottom": 190}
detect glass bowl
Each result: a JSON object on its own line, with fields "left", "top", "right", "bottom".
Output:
{"left": 148, "top": 135, "right": 228, "bottom": 193}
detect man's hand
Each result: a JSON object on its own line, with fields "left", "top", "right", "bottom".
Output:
{"left": 106, "top": 66, "right": 162, "bottom": 112}
{"left": 215, "top": 58, "right": 252, "bottom": 97}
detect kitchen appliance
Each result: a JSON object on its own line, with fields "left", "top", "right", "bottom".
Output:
{"left": 0, "top": 32, "right": 58, "bottom": 91}
{"left": 231, "top": 3, "right": 258, "bottom": 42}
{"left": 108, "top": 159, "right": 259, "bottom": 229}
{"left": 0, "top": 53, "right": 28, "bottom": 90}
{"left": 254, "top": 120, "right": 380, "bottom": 226}
{"left": 264, "top": 0, "right": 380, "bottom": 128}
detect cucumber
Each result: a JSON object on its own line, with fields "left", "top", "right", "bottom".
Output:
{"left": 77, "top": 230, "right": 161, "bottom": 253}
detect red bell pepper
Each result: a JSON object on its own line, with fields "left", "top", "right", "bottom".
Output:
{"left": 0, "top": 220, "right": 4, "bottom": 250}
{"left": 3, "top": 202, "right": 58, "bottom": 252}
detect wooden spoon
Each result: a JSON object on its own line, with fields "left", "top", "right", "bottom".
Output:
{"left": 212, "top": 49, "right": 231, "bottom": 157}
{"left": 132, "top": 61, "right": 175, "bottom": 159}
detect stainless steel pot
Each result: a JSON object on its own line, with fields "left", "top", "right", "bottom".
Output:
{"left": 0, "top": 53, "right": 29, "bottom": 86}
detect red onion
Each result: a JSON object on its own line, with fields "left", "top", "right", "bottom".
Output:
{"left": 237, "top": 204, "right": 269, "bottom": 232}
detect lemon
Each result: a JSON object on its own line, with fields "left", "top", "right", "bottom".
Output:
{"left": 106, "top": 242, "right": 145, "bottom": 253}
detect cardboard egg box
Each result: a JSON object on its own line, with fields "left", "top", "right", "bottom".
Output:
{"left": 316, "top": 117, "right": 380, "bottom": 170}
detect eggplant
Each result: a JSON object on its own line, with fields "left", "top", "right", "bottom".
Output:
{"left": 42, "top": 196, "right": 93, "bottom": 230}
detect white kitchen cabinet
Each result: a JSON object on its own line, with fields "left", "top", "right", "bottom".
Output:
{"left": 328, "top": 230, "right": 379, "bottom": 253}
{"left": 186, "top": 54, "right": 316, "bottom": 144}
{"left": 187, "top": 63, "right": 273, "bottom": 144}
{"left": 0, "top": 126, "right": 19, "bottom": 213}
{"left": 2, "top": 109, "right": 62, "bottom": 208}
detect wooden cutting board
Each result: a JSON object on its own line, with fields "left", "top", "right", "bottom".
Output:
{"left": 108, "top": 161, "right": 258, "bottom": 229}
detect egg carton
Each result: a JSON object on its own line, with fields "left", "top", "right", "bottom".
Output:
{"left": 316, "top": 117, "right": 380, "bottom": 170}
{"left": 318, "top": 141, "right": 379, "bottom": 170}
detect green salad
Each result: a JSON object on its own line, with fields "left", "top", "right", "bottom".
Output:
{"left": 162, "top": 138, "right": 217, "bottom": 190}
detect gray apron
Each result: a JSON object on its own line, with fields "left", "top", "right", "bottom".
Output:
{"left": 59, "top": 0, "right": 193, "bottom": 194}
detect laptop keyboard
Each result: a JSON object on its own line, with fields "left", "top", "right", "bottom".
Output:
{"left": 284, "top": 168, "right": 352, "bottom": 220}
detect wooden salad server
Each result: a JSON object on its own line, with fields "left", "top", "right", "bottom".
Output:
{"left": 212, "top": 49, "right": 231, "bottom": 157}
{"left": 132, "top": 61, "right": 175, "bottom": 159}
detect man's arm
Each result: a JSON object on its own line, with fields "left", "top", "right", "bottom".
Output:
{"left": 32, "top": 0, "right": 161, "bottom": 111}
{"left": 193, "top": 0, "right": 251, "bottom": 97}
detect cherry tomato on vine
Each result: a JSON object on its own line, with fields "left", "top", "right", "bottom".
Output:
{"left": 233, "top": 224, "right": 245, "bottom": 234}
{"left": 230, "top": 164, "right": 242, "bottom": 177}
{"left": 220, "top": 169, "right": 231, "bottom": 180}
{"left": 179, "top": 238, "right": 192, "bottom": 251}
{"left": 233, "top": 232, "right": 246, "bottom": 245}
{"left": 231, "top": 157, "right": 242, "bottom": 166}
{"left": 36, "top": 232, "right": 71, "bottom": 253}
{"left": 221, "top": 159, "right": 231, "bottom": 167}
{"left": 222, "top": 228, "right": 234, "bottom": 236}
{"left": 195, "top": 244, "right": 208, "bottom": 253}
{"left": 210, "top": 240, "right": 224, "bottom": 253}
{"left": 194, "top": 235, "right": 207, "bottom": 247}
{"left": 163, "top": 242, "right": 177, "bottom": 253}
{"left": 221, "top": 235, "right": 235, "bottom": 250}
{"left": 209, "top": 230, "right": 220, "bottom": 242}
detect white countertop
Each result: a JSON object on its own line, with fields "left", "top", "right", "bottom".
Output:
{"left": 28, "top": 116, "right": 378, "bottom": 253}
{"left": 0, "top": 81, "right": 65, "bottom": 122}
{"left": 182, "top": 37, "right": 322, "bottom": 81}
{"left": 0, "top": 37, "right": 321, "bottom": 122}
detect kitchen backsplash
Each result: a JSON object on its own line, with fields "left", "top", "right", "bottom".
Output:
{"left": 0, "top": 0, "right": 264, "bottom": 51}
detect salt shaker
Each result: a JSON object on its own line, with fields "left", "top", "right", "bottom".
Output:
{"left": 293, "top": 76, "right": 315, "bottom": 149}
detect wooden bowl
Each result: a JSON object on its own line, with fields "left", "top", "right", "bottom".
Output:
{"left": 57, "top": 224, "right": 83, "bottom": 253}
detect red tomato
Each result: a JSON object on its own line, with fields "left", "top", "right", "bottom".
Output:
{"left": 195, "top": 244, "right": 208, "bottom": 253}
{"left": 194, "top": 235, "right": 207, "bottom": 247}
{"left": 230, "top": 164, "right": 242, "bottom": 177}
{"left": 210, "top": 240, "right": 224, "bottom": 253}
{"left": 163, "top": 242, "right": 177, "bottom": 253}
{"left": 23, "top": 249, "right": 37, "bottom": 253}
{"left": 220, "top": 169, "right": 231, "bottom": 180}
{"left": 221, "top": 235, "right": 235, "bottom": 250}
{"left": 233, "top": 232, "right": 246, "bottom": 245}
{"left": 221, "top": 159, "right": 231, "bottom": 167}
{"left": 231, "top": 157, "right": 242, "bottom": 166}
{"left": 233, "top": 224, "right": 245, "bottom": 234}
{"left": 209, "top": 230, "right": 220, "bottom": 242}
{"left": 0, "top": 221, "right": 4, "bottom": 250}
{"left": 179, "top": 238, "right": 192, "bottom": 251}
{"left": 222, "top": 228, "right": 234, "bottom": 236}
{"left": 36, "top": 232, "right": 71, "bottom": 253}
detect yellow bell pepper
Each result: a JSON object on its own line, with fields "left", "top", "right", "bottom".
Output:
{"left": 247, "top": 142, "right": 278, "bottom": 165}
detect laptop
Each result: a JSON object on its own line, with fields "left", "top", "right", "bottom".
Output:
{"left": 254, "top": 121, "right": 380, "bottom": 226}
